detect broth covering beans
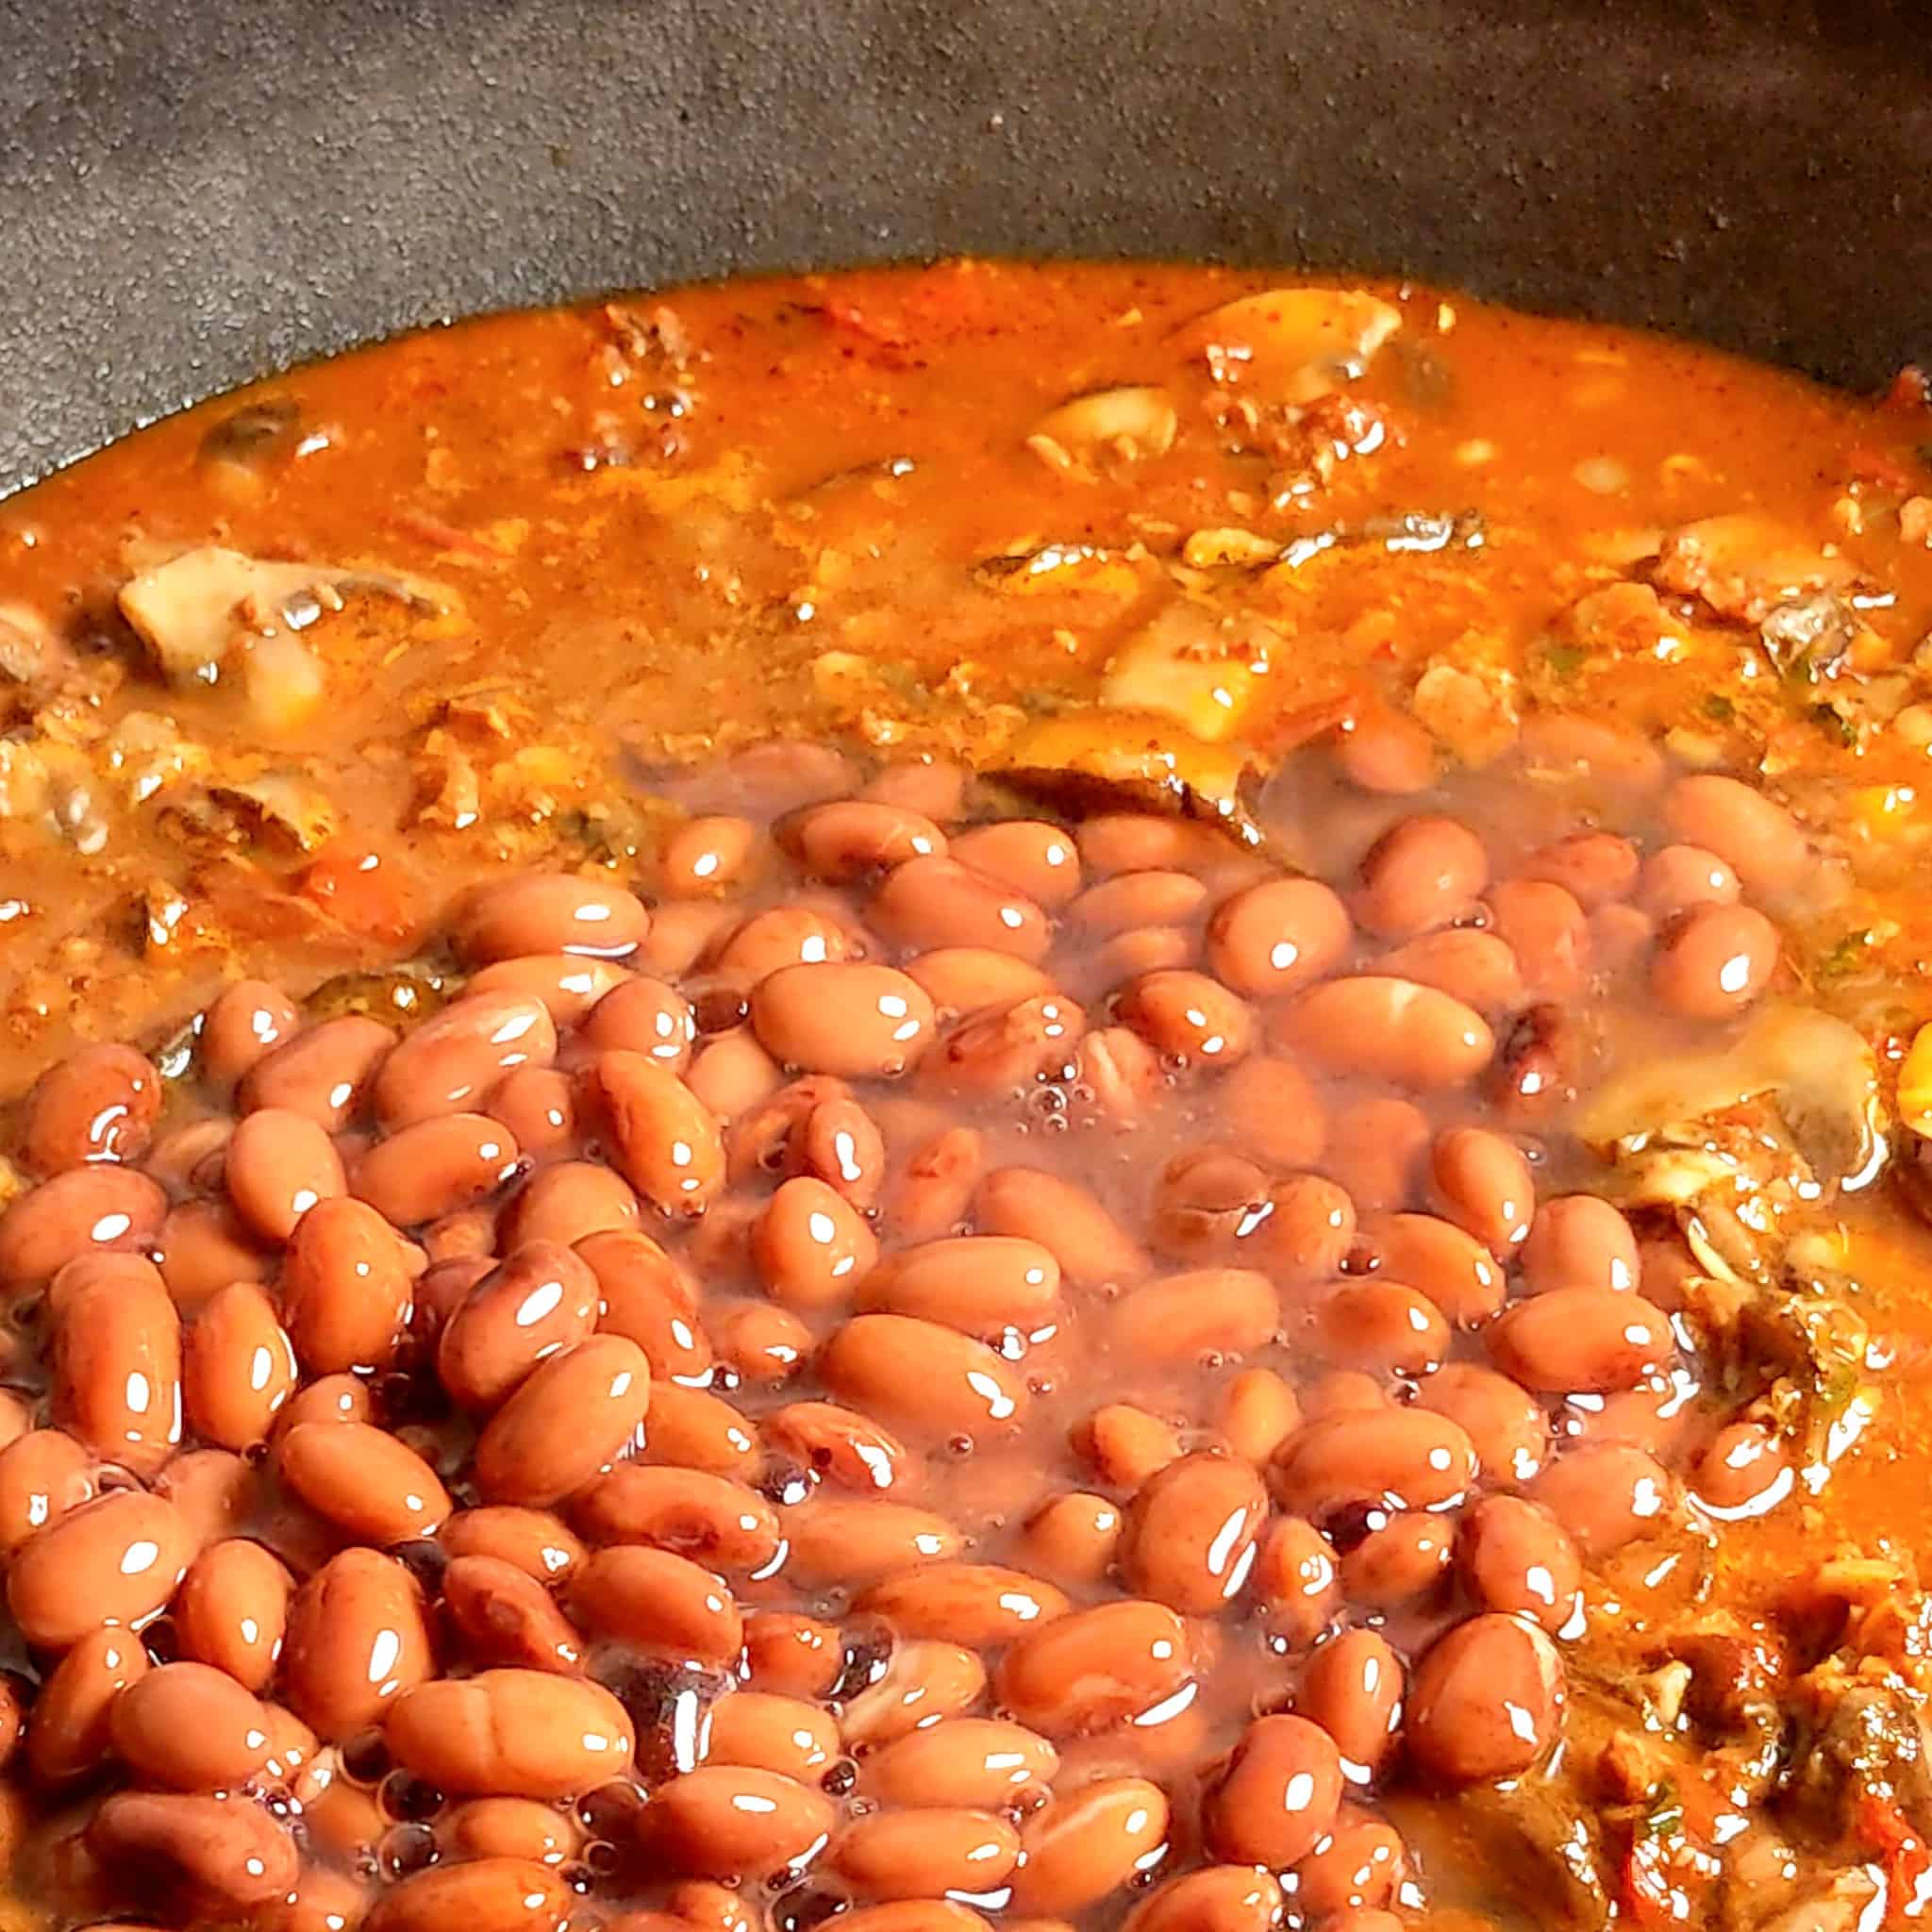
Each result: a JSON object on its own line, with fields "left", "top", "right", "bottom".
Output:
{"left": 0, "top": 716, "right": 1892, "bottom": 1932}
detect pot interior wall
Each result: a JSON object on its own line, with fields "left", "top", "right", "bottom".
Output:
{"left": 3, "top": 0, "right": 1928, "bottom": 491}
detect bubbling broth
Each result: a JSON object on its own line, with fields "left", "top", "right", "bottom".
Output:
{"left": 4, "top": 263, "right": 1932, "bottom": 1932}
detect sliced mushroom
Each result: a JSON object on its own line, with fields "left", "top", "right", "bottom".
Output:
{"left": 1176, "top": 287, "right": 1402, "bottom": 405}
{"left": 1099, "top": 600, "right": 1276, "bottom": 742}
{"left": 207, "top": 771, "right": 339, "bottom": 851}
{"left": 1027, "top": 385, "right": 1177, "bottom": 473}
{"left": 0, "top": 603, "right": 67, "bottom": 690}
{"left": 118, "top": 545, "right": 451, "bottom": 684}
{"left": 1653, "top": 513, "right": 1855, "bottom": 625}
{"left": 974, "top": 543, "right": 1147, "bottom": 600}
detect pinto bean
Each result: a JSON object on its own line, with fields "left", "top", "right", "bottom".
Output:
{"left": 831, "top": 1808, "right": 1020, "bottom": 1899}
{"left": 763, "top": 1400, "right": 911, "bottom": 1494}
{"left": 437, "top": 1241, "right": 600, "bottom": 1409}
{"left": 501, "top": 1159, "right": 641, "bottom": 1250}
{"left": 861, "top": 757, "right": 968, "bottom": 822}
{"left": 1072, "top": 1406, "right": 1182, "bottom": 1492}
{"left": 1652, "top": 902, "right": 1778, "bottom": 1018}
{"left": 1124, "top": 1865, "right": 1285, "bottom": 1932}
{"left": 711, "top": 904, "right": 855, "bottom": 983}
{"left": 872, "top": 855, "right": 1053, "bottom": 962}
{"left": 24, "top": 1042, "right": 161, "bottom": 1174}
{"left": 573, "top": 1465, "right": 780, "bottom": 1574}
{"left": 1122, "top": 1452, "right": 1267, "bottom": 1613}
{"left": 276, "top": 1422, "right": 451, "bottom": 1543}
{"left": 281, "top": 1547, "right": 434, "bottom": 1739}
{"left": 1277, "top": 977, "right": 1493, "bottom": 1088}
{"left": 1637, "top": 843, "right": 1740, "bottom": 922}
{"left": 819, "top": 1314, "right": 1026, "bottom": 1440}
{"left": 280, "top": 1196, "right": 413, "bottom": 1374}
{"left": 27, "top": 1624, "right": 150, "bottom": 1784}
{"left": 1374, "top": 927, "right": 1523, "bottom": 1010}
{"left": 741, "top": 1611, "right": 842, "bottom": 1701}
{"left": 467, "top": 953, "right": 633, "bottom": 1026}
{"left": 646, "top": 1383, "right": 762, "bottom": 1479}
{"left": 1310, "top": 1280, "right": 1450, "bottom": 1377}
{"left": 362, "top": 1858, "right": 574, "bottom": 1932}
{"left": 642, "top": 1764, "right": 834, "bottom": 1877}
{"left": 1269, "top": 1407, "right": 1477, "bottom": 1522}
{"left": 1485, "top": 1286, "right": 1674, "bottom": 1392}
{"left": 789, "top": 1092, "right": 887, "bottom": 1208}
{"left": 1523, "top": 829, "right": 1639, "bottom": 909}
{"left": 1009, "top": 1777, "right": 1170, "bottom": 1916}
{"left": 685, "top": 1028, "right": 785, "bottom": 1122}
{"left": 921, "top": 991, "right": 1086, "bottom": 1095}
{"left": 1521, "top": 1192, "right": 1639, "bottom": 1295}
{"left": 1321, "top": 1097, "right": 1431, "bottom": 1215}
{"left": 0, "top": 1427, "right": 93, "bottom": 1554}
{"left": 87, "top": 1791, "right": 298, "bottom": 1915}
{"left": 753, "top": 1176, "right": 878, "bottom": 1310}
{"left": 1355, "top": 1212, "right": 1503, "bottom": 1327}
{"left": 156, "top": 1196, "right": 272, "bottom": 1310}
{"left": 582, "top": 976, "right": 697, "bottom": 1072}
{"left": 841, "top": 1640, "right": 988, "bottom": 1749}
{"left": 1207, "top": 876, "right": 1352, "bottom": 997}
{"left": 1407, "top": 1612, "right": 1565, "bottom": 1785}
{"left": 387, "top": 1669, "right": 633, "bottom": 1796}
{"left": 202, "top": 979, "right": 301, "bottom": 1087}
{"left": 858, "top": 1233, "right": 1059, "bottom": 1335}
{"left": 1460, "top": 1494, "right": 1582, "bottom": 1630}
{"left": 1298, "top": 1628, "right": 1404, "bottom": 1778}
{"left": 353, "top": 1112, "right": 520, "bottom": 1227}
{"left": 708, "top": 1298, "right": 809, "bottom": 1382}
{"left": 8, "top": 1489, "right": 192, "bottom": 1647}
{"left": 237, "top": 1015, "right": 395, "bottom": 1131}
{"left": 1022, "top": 1492, "right": 1124, "bottom": 1586}
{"left": 174, "top": 1538, "right": 293, "bottom": 1691}
{"left": 706, "top": 1690, "right": 840, "bottom": 1780}
{"left": 1111, "top": 1267, "right": 1278, "bottom": 1365}
{"left": 1661, "top": 773, "right": 1808, "bottom": 898}
{"left": 1069, "top": 870, "right": 1210, "bottom": 937}
{"left": 1690, "top": 1418, "right": 1791, "bottom": 1516}
{"left": 785, "top": 799, "right": 948, "bottom": 880}
{"left": 1486, "top": 877, "right": 1591, "bottom": 996}
{"left": 1207, "top": 1712, "right": 1341, "bottom": 1867}
{"left": 1341, "top": 1510, "right": 1456, "bottom": 1609}
{"left": 109, "top": 1660, "right": 277, "bottom": 1789}
{"left": 994, "top": 1600, "right": 1192, "bottom": 1736}
{"left": 275, "top": 1371, "right": 373, "bottom": 1433}
{"left": 858, "top": 1561, "right": 1069, "bottom": 1647}
{"left": 453, "top": 873, "right": 650, "bottom": 963}
{"left": 224, "top": 1108, "right": 347, "bottom": 1242}
{"left": 750, "top": 962, "right": 938, "bottom": 1077}
{"left": 474, "top": 1335, "right": 652, "bottom": 1507}
{"left": 1214, "top": 1367, "right": 1301, "bottom": 1466}
{"left": 782, "top": 1496, "right": 963, "bottom": 1584}
{"left": 1430, "top": 1124, "right": 1535, "bottom": 1254}
{"left": 975, "top": 1165, "right": 1148, "bottom": 1288}
{"left": 905, "top": 947, "right": 1055, "bottom": 1017}
{"left": 440, "top": 1507, "right": 585, "bottom": 1584}
{"left": 1252, "top": 1514, "right": 1341, "bottom": 1648}
{"left": 577, "top": 1227, "right": 711, "bottom": 1383}
{"left": 1530, "top": 1442, "right": 1679, "bottom": 1558}
{"left": 660, "top": 814, "right": 760, "bottom": 896}
{"left": 577, "top": 1051, "right": 724, "bottom": 1220}
{"left": 951, "top": 819, "right": 1082, "bottom": 907}
{"left": 374, "top": 993, "right": 557, "bottom": 1130}
{"left": 1211, "top": 1055, "right": 1328, "bottom": 1169}
{"left": 51, "top": 1253, "right": 181, "bottom": 1474}
{"left": 1114, "top": 968, "right": 1252, "bottom": 1067}
{"left": 1252, "top": 1174, "right": 1355, "bottom": 1287}
{"left": 1356, "top": 814, "right": 1489, "bottom": 938}
{"left": 1414, "top": 1363, "right": 1549, "bottom": 1483}
{"left": 0, "top": 1165, "right": 167, "bottom": 1291}
{"left": 439, "top": 1798, "right": 581, "bottom": 1865}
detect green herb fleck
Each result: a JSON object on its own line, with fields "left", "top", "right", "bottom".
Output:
{"left": 1819, "top": 928, "right": 1874, "bottom": 983}
{"left": 1812, "top": 703, "right": 1857, "bottom": 748}
{"left": 1642, "top": 1782, "right": 1684, "bottom": 1841}
{"left": 1541, "top": 642, "right": 1588, "bottom": 680}
{"left": 1702, "top": 693, "right": 1737, "bottom": 724}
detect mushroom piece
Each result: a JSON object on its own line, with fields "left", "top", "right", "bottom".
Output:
{"left": 1027, "top": 385, "right": 1177, "bottom": 473}
{"left": 118, "top": 545, "right": 450, "bottom": 684}
{"left": 1652, "top": 513, "right": 1856, "bottom": 625}
{"left": 1175, "top": 287, "right": 1402, "bottom": 405}
{"left": 0, "top": 602, "right": 68, "bottom": 691}
{"left": 1100, "top": 600, "right": 1277, "bottom": 743}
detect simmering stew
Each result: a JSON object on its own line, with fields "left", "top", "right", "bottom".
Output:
{"left": 5, "top": 262, "right": 1932, "bottom": 1932}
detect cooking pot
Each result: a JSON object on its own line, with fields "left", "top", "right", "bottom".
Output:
{"left": 4, "top": 0, "right": 1929, "bottom": 492}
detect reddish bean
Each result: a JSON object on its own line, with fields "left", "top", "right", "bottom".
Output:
{"left": 237, "top": 1015, "right": 395, "bottom": 1131}
{"left": 1407, "top": 1612, "right": 1565, "bottom": 1784}
{"left": 0, "top": 1166, "right": 167, "bottom": 1291}
{"left": 1521, "top": 1192, "right": 1639, "bottom": 1294}
{"left": 1375, "top": 927, "right": 1523, "bottom": 1010}
{"left": 1207, "top": 877, "right": 1352, "bottom": 997}
{"left": 201, "top": 979, "right": 300, "bottom": 1087}
{"left": 1652, "top": 902, "right": 1778, "bottom": 1018}
{"left": 1298, "top": 1628, "right": 1403, "bottom": 1779}
{"left": 474, "top": 1335, "right": 652, "bottom": 1507}
{"left": 280, "top": 1196, "right": 414, "bottom": 1374}
{"left": 872, "top": 855, "right": 1052, "bottom": 961}
{"left": 1414, "top": 1363, "right": 1550, "bottom": 1483}
{"left": 23, "top": 1042, "right": 161, "bottom": 1174}
{"left": 8, "top": 1489, "right": 193, "bottom": 1647}
{"left": 453, "top": 872, "right": 650, "bottom": 963}
{"left": 1277, "top": 977, "right": 1493, "bottom": 1088}
{"left": 437, "top": 1240, "right": 601, "bottom": 1410}
{"left": 1661, "top": 774, "right": 1808, "bottom": 898}
{"left": 951, "top": 818, "right": 1081, "bottom": 907}
{"left": 375, "top": 992, "right": 557, "bottom": 1128}
{"left": 751, "top": 962, "right": 938, "bottom": 1078}
{"left": 354, "top": 1112, "right": 520, "bottom": 1226}
{"left": 1486, "top": 877, "right": 1591, "bottom": 996}
{"left": 1207, "top": 1713, "right": 1342, "bottom": 1867}
{"left": 1637, "top": 843, "right": 1740, "bottom": 922}
{"left": 1485, "top": 1286, "right": 1674, "bottom": 1392}
{"left": 1356, "top": 814, "right": 1489, "bottom": 938}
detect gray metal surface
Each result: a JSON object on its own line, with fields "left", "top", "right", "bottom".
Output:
{"left": 2, "top": 0, "right": 1928, "bottom": 491}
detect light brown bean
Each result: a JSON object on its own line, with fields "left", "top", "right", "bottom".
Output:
{"left": 225, "top": 1107, "right": 347, "bottom": 1241}
{"left": 388, "top": 1668, "right": 633, "bottom": 1796}
{"left": 280, "top": 1195, "right": 414, "bottom": 1374}
{"left": 994, "top": 1600, "right": 1192, "bottom": 1736}
{"left": 439, "top": 1797, "right": 581, "bottom": 1865}
{"left": 1276, "top": 976, "right": 1493, "bottom": 1087}
{"left": 438, "top": 1240, "right": 601, "bottom": 1409}
{"left": 86, "top": 1791, "right": 298, "bottom": 1915}
{"left": 1310, "top": 1280, "right": 1450, "bottom": 1377}
{"left": 952, "top": 818, "right": 1082, "bottom": 907}
{"left": 789, "top": 1092, "right": 887, "bottom": 1208}
{"left": 906, "top": 947, "right": 1055, "bottom": 1016}
{"left": 1521, "top": 1192, "right": 1639, "bottom": 1294}
{"left": 582, "top": 1050, "right": 727, "bottom": 1218}
{"left": 752, "top": 961, "right": 939, "bottom": 1076}
{"left": 1430, "top": 1124, "right": 1536, "bottom": 1254}
{"left": 279, "top": 1547, "right": 436, "bottom": 1739}
{"left": 1460, "top": 1494, "right": 1583, "bottom": 1630}
{"left": 583, "top": 975, "right": 697, "bottom": 1071}
{"left": 820, "top": 1313, "right": 1026, "bottom": 1440}
{"left": 1376, "top": 925, "right": 1523, "bottom": 1012}
{"left": 781, "top": 1497, "right": 963, "bottom": 1584}
{"left": 975, "top": 1165, "right": 1148, "bottom": 1288}
{"left": 1322, "top": 1097, "right": 1431, "bottom": 1213}
{"left": 50, "top": 1253, "right": 181, "bottom": 1474}
{"left": 1485, "top": 1286, "right": 1674, "bottom": 1392}
{"left": 0, "top": 1165, "right": 167, "bottom": 1291}
{"left": 866, "top": 1717, "right": 1059, "bottom": 1808}
{"left": 1407, "top": 1611, "right": 1565, "bottom": 1784}
{"left": 375, "top": 992, "right": 557, "bottom": 1129}
{"left": 1414, "top": 1363, "right": 1550, "bottom": 1483}
{"left": 753, "top": 1175, "right": 879, "bottom": 1309}
{"left": 24, "top": 1042, "right": 161, "bottom": 1174}
{"left": 1530, "top": 1442, "right": 1678, "bottom": 1558}
{"left": 1486, "top": 877, "right": 1591, "bottom": 997}
{"left": 1340, "top": 1510, "right": 1456, "bottom": 1609}
{"left": 453, "top": 872, "right": 651, "bottom": 963}
{"left": 1022, "top": 1492, "right": 1124, "bottom": 1587}
{"left": 362, "top": 1857, "right": 575, "bottom": 1932}
{"left": 841, "top": 1640, "right": 988, "bottom": 1748}
{"left": 108, "top": 1660, "right": 276, "bottom": 1790}
{"left": 237, "top": 1015, "right": 395, "bottom": 1131}
{"left": 920, "top": 991, "right": 1087, "bottom": 1096}
{"left": 860, "top": 757, "right": 968, "bottom": 822}
{"left": 1661, "top": 773, "right": 1808, "bottom": 897}
{"left": 578, "top": 1227, "right": 712, "bottom": 1383}
{"left": 1207, "top": 876, "right": 1353, "bottom": 997}
{"left": 785, "top": 798, "right": 949, "bottom": 879}
{"left": 1523, "top": 828, "right": 1639, "bottom": 908}
{"left": 475, "top": 1334, "right": 652, "bottom": 1507}
{"left": 1356, "top": 814, "right": 1489, "bottom": 938}
{"left": 1123, "top": 1864, "right": 1285, "bottom": 1932}
{"left": 1111, "top": 1267, "right": 1277, "bottom": 1365}
{"left": 641, "top": 1765, "right": 835, "bottom": 1875}
{"left": 573, "top": 1464, "right": 780, "bottom": 1574}
{"left": 1073, "top": 1405, "right": 1183, "bottom": 1491}
{"left": 1269, "top": 1407, "right": 1477, "bottom": 1520}
{"left": 276, "top": 1422, "right": 451, "bottom": 1542}
{"left": 712, "top": 902, "right": 855, "bottom": 981}
{"left": 1215, "top": 1367, "right": 1302, "bottom": 1466}
{"left": 832, "top": 1807, "right": 1020, "bottom": 1899}
{"left": 686, "top": 1027, "right": 785, "bottom": 1122}
{"left": 8, "top": 1489, "right": 192, "bottom": 1647}
{"left": 661, "top": 814, "right": 760, "bottom": 896}
{"left": 858, "top": 1233, "right": 1059, "bottom": 1334}
{"left": 1115, "top": 968, "right": 1252, "bottom": 1066}
{"left": 708, "top": 1297, "right": 810, "bottom": 1382}
{"left": 440, "top": 1506, "right": 586, "bottom": 1583}
{"left": 741, "top": 1610, "right": 842, "bottom": 1701}
{"left": 440, "top": 1553, "right": 588, "bottom": 1674}
{"left": 467, "top": 952, "right": 633, "bottom": 1026}
{"left": 1637, "top": 842, "right": 1740, "bottom": 922}
{"left": 872, "top": 855, "right": 1053, "bottom": 961}
{"left": 1069, "top": 870, "right": 1209, "bottom": 936}
{"left": 1008, "top": 1777, "right": 1170, "bottom": 1916}
{"left": 764, "top": 1400, "right": 912, "bottom": 1494}
{"left": 353, "top": 1111, "right": 520, "bottom": 1226}
{"left": 859, "top": 1561, "right": 1070, "bottom": 1646}
{"left": 502, "top": 1159, "right": 641, "bottom": 1250}
{"left": 1354, "top": 1211, "right": 1504, "bottom": 1326}
{"left": 1211, "top": 1055, "right": 1328, "bottom": 1169}
{"left": 1651, "top": 902, "right": 1778, "bottom": 1018}
{"left": 275, "top": 1370, "right": 373, "bottom": 1433}
{"left": 182, "top": 1281, "right": 293, "bottom": 1452}
{"left": 174, "top": 1538, "right": 293, "bottom": 1690}
{"left": 1298, "top": 1627, "right": 1404, "bottom": 1779}
{"left": 27, "top": 1624, "right": 150, "bottom": 1784}
{"left": 1294, "top": 1809, "right": 1409, "bottom": 1915}
{"left": 705, "top": 1690, "right": 839, "bottom": 1780}
{"left": 201, "top": 979, "right": 301, "bottom": 1087}
{"left": 647, "top": 1383, "right": 762, "bottom": 1479}
{"left": 0, "top": 1427, "right": 93, "bottom": 1553}
{"left": 1123, "top": 1452, "right": 1268, "bottom": 1613}
{"left": 1207, "top": 1712, "right": 1342, "bottom": 1867}
{"left": 156, "top": 1196, "right": 273, "bottom": 1310}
